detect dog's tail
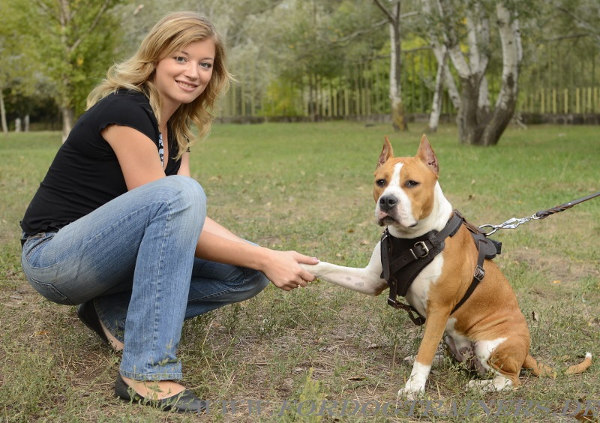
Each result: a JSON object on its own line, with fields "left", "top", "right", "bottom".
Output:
{"left": 523, "top": 352, "right": 592, "bottom": 377}
{"left": 523, "top": 354, "right": 557, "bottom": 378}
{"left": 565, "top": 352, "right": 593, "bottom": 375}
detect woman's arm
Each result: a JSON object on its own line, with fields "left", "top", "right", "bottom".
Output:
{"left": 102, "top": 125, "right": 165, "bottom": 189}
{"left": 195, "top": 230, "right": 318, "bottom": 291}
{"left": 177, "top": 152, "right": 191, "bottom": 177}
{"left": 104, "top": 126, "right": 318, "bottom": 289}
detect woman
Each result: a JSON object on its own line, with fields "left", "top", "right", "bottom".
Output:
{"left": 20, "top": 11, "right": 317, "bottom": 413}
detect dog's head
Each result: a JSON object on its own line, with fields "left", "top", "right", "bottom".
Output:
{"left": 373, "top": 135, "right": 441, "bottom": 232}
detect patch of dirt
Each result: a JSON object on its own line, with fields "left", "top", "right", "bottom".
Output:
{"left": 501, "top": 247, "right": 599, "bottom": 283}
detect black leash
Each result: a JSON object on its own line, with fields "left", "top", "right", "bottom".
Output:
{"left": 479, "top": 191, "right": 600, "bottom": 236}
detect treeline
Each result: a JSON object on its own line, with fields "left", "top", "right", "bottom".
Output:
{"left": 1, "top": 0, "right": 599, "bottom": 142}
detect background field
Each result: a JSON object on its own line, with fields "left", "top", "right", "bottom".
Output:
{"left": 1, "top": 122, "right": 599, "bottom": 422}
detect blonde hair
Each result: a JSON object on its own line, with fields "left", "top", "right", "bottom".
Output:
{"left": 87, "top": 11, "right": 231, "bottom": 159}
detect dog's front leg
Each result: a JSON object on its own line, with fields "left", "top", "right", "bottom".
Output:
{"left": 399, "top": 308, "right": 450, "bottom": 399}
{"left": 300, "top": 241, "right": 387, "bottom": 296}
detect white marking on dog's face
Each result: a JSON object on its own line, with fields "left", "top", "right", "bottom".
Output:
{"left": 375, "top": 162, "right": 418, "bottom": 228}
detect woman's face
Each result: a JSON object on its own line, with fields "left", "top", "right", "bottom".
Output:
{"left": 153, "top": 38, "right": 216, "bottom": 114}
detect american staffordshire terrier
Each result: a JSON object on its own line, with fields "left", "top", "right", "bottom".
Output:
{"left": 302, "top": 135, "right": 591, "bottom": 398}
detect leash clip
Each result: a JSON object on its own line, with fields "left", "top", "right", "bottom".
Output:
{"left": 479, "top": 214, "right": 536, "bottom": 236}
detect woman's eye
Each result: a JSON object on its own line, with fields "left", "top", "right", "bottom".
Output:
{"left": 405, "top": 180, "right": 420, "bottom": 188}
{"left": 174, "top": 56, "right": 187, "bottom": 64}
{"left": 200, "top": 62, "right": 213, "bottom": 69}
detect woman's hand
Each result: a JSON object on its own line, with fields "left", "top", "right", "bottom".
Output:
{"left": 259, "top": 250, "right": 319, "bottom": 291}
{"left": 195, "top": 228, "right": 318, "bottom": 291}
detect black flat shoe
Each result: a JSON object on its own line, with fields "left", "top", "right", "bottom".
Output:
{"left": 76, "top": 301, "right": 109, "bottom": 345}
{"left": 115, "top": 374, "right": 207, "bottom": 414}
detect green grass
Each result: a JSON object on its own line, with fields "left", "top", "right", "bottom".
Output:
{"left": 1, "top": 122, "right": 599, "bottom": 422}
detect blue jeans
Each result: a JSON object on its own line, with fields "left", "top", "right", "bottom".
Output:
{"left": 21, "top": 176, "right": 269, "bottom": 381}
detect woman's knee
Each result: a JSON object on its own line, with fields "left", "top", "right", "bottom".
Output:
{"left": 167, "top": 175, "right": 206, "bottom": 206}
{"left": 152, "top": 176, "right": 207, "bottom": 218}
{"left": 243, "top": 270, "right": 270, "bottom": 298}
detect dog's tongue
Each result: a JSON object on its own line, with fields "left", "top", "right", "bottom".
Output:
{"left": 377, "top": 211, "right": 397, "bottom": 226}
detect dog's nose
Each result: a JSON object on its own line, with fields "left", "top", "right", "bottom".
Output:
{"left": 379, "top": 195, "right": 398, "bottom": 211}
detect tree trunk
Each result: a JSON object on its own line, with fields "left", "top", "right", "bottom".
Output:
{"left": 480, "top": 3, "right": 522, "bottom": 146}
{"left": 456, "top": 75, "right": 485, "bottom": 144}
{"left": 423, "top": 0, "right": 461, "bottom": 129}
{"left": 0, "top": 90, "right": 7, "bottom": 134}
{"left": 440, "top": 1, "right": 521, "bottom": 146}
{"left": 374, "top": 0, "right": 408, "bottom": 131}
{"left": 426, "top": 47, "right": 448, "bottom": 132}
{"left": 388, "top": 7, "right": 407, "bottom": 131}
{"left": 61, "top": 106, "right": 74, "bottom": 142}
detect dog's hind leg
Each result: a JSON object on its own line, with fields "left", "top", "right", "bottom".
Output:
{"left": 466, "top": 338, "right": 525, "bottom": 392}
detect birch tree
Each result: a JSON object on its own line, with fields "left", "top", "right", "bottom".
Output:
{"left": 373, "top": 0, "right": 408, "bottom": 131}
{"left": 435, "top": 0, "right": 522, "bottom": 146}
{"left": 421, "top": 0, "right": 461, "bottom": 132}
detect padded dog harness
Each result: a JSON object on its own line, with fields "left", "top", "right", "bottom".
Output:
{"left": 381, "top": 210, "right": 501, "bottom": 326}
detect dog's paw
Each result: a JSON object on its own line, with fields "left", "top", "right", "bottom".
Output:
{"left": 397, "top": 382, "right": 425, "bottom": 401}
{"left": 466, "top": 375, "right": 513, "bottom": 392}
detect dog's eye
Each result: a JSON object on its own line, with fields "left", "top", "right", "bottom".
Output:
{"left": 405, "top": 180, "right": 420, "bottom": 188}
{"left": 375, "top": 179, "right": 387, "bottom": 187}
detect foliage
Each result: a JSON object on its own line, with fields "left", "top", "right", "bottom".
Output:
{"left": 1, "top": 0, "right": 600, "bottom": 132}
{"left": 2, "top": 0, "right": 126, "bottom": 122}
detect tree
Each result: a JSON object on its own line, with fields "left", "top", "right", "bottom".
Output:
{"left": 237, "top": 0, "right": 375, "bottom": 120}
{"left": 373, "top": 0, "right": 409, "bottom": 131}
{"left": 6, "top": 0, "right": 125, "bottom": 141}
{"left": 428, "top": 0, "right": 523, "bottom": 146}
{"left": 0, "top": 1, "right": 38, "bottom": 133}
{"left": 554, "top": 0, "right": 600, "bottom": 48}
{"left": 420, "top": 0, "right": 460, "bottom": 132}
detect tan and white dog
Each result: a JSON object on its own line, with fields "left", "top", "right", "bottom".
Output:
{"left": 302, "top": 135, "right": 591, "bottom": 398}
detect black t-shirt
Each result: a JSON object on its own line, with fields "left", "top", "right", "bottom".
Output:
{"left": 21, "top": 90, "right": 182, "bottom": 235}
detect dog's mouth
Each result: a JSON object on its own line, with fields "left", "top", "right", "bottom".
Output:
{"left": 377, "top": 211, "right": 399, "bottom": 226}
{"left": 376, "top": 210, "right": 418, "bottom": 228}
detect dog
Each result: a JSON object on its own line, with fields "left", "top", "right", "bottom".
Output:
{"left": 302, "top": 135, "right": 592, "bottom": 398}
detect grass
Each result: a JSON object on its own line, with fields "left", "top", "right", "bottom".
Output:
{"left": 1, "top": 122, "right": 599, "bottom": 422}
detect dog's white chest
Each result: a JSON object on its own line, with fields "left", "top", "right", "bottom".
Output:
{"left": 404, "top": 254, "right": 444, "bottom": 317}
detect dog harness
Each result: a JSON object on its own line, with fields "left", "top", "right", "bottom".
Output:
{"left": 381, "top": 210, "right": 501, "bottom": 326}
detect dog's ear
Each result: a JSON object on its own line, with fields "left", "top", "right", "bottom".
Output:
{"left": 417, "top": 134, "right": 439, "bottom": 176}
{"left": 377, "top": 136, "right": 394, "bottom": 168}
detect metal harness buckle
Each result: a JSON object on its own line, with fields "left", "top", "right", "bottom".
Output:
{"left": 410, "top": 241, "right": 430, "bottom": 260}
{"left": 474, "top": 265, "right": 485, "bottom": 281}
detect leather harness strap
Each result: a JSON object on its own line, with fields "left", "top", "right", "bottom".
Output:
{"left": 382, "top": 210, "right": 501, "bottom": 326}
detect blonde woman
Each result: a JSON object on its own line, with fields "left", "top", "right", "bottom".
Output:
{"left": 20, "top": 12, "right": 317, "bottom": 413}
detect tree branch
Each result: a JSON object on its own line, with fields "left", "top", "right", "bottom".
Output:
{"left": 335, "top": 19, "right": 388, "bottom": 44}
{"left": 372, "top": 0, "right": 396, "bottom": 24}
{"left": 70, "top": 0, "right": 112, "bottom": 53}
